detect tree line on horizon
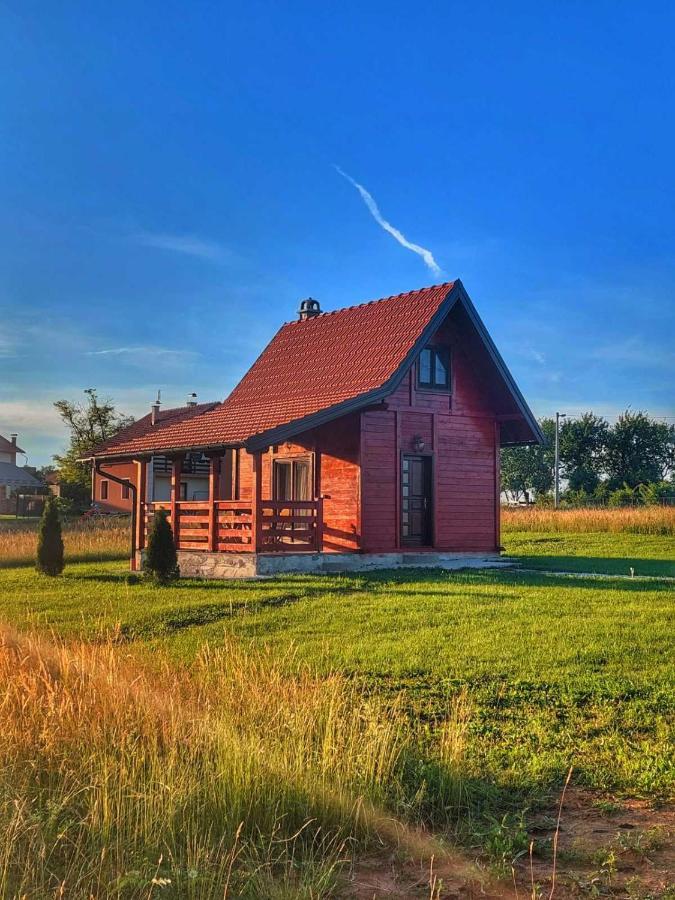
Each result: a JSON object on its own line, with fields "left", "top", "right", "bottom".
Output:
{"left": 501, "top": 411, "right": 675, "bottom": 505}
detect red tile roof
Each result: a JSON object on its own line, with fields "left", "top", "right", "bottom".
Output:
{"left": 92, "top": 283, "right": 456, "bottom": 458}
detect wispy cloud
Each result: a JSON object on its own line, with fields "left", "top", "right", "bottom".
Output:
{"left": 86, "top": 345, "right": 199, "bottom": 361}
{"left": 132, "top": 231, "right": 229, "bottom": 262}
{"left": 0, "top": 327, "right": 16, "bottom": 358}
{"left": 334, "top": 166, "right": 441, "bottom": 276}
{"left": 590, "top": 337, "right": 673, "bottom": 369}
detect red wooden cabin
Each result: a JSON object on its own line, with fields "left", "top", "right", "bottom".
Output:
{"left": 90, "top": 281, "right": 542, "bottom": 577}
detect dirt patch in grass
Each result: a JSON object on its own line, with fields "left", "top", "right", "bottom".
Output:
{"left": 520, "top": 788, "right": 674, "bottom": 898}
{"left": 345, "top": 789, "right": 674, "bottom": 898}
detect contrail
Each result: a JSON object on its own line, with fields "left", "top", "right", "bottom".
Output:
{"left": 335, "top": 165, "right": 441, "bottom": 276}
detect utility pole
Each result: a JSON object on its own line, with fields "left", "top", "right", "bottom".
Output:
{"left": 554, "top": 411, "right": 566, "bottom": 508}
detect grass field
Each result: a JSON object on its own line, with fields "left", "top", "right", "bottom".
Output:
{"left": 503, "top": 504, "right": 675, "bottom": 576}
{"left": 0, "top": 510, "right": 673, "bottom": 896}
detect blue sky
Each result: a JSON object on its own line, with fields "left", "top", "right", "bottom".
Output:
{"left": 1, "top": 1, "right": 673, "bottom": 466}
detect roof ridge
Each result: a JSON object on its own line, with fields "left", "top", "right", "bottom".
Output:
{"left": 284, "top": 281, "right": 455, "bottom": 326}
{"left": 159, "top": 400, "right": 220, "bottom": 414}
{"left": 136, "top": 400, "right": 221, "bottom": 422}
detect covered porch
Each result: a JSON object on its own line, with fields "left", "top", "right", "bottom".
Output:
{"left": 133, "top": 451, "right": 324, "bottom": 560}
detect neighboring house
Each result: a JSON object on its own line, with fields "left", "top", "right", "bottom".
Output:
{"left": 89, "top": 281, "right": 543, "bottom": 577}
{"left": 0, "top": 434, "right": 42, "bottom": 513}
{"left": 0, "top": 433, "right": 20, "bottom": 466}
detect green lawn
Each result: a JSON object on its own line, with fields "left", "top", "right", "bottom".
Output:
{"left": 504, "top": 529, "right": 675, "bottom": 577}
{"left": 1, "top": 550, "right": 673, "bottom": 814}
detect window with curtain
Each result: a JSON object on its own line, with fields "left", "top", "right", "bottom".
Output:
{"left": 273, "top": 459, "right": 311, "bottom": 501}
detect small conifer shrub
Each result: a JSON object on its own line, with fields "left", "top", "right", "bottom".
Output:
{"left": 143, "top": 508, "right": 179, "bottom": 584}
{"left": 36, "top": 495, "right": 65, "bottom": 576}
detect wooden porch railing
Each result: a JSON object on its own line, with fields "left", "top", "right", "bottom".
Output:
{"left": 258, "top": 500, "right": 323, "bottom": 552}
{"left": 143, "top": 499, "right": 323, "bottom": 553}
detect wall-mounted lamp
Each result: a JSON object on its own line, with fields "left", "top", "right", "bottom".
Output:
{"left": 412, "top": 435, "right": 425, "bottom": 453}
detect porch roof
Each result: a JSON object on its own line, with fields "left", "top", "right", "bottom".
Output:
{"left": 90, "top": 280, "right": 543, "bottom": 460}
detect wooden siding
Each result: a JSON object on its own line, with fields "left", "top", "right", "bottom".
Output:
{"left": 360, "top": 410, "right": 398, "bottom": 552}
{"left": 359, "top": 306, "right": 502, "bottom": 553}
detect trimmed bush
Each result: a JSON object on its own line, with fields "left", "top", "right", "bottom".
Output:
{"left": 36, "top": 495, "right": 65, "bottom": 576}
{"left": 143, "top": 509, "right": 179, "bottom": 584}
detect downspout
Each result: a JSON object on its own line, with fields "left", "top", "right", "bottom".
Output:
{"left": 94, "top": 461, "right": 137, "bottom": 570}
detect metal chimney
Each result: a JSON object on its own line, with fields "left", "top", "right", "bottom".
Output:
{"left": 151, "top": 391, "right": 161, "bottom": 426}
{"left": 186, "top": 392, "right": 198, "bottom": 407}
{"left": 298, "top": 297, "right": 321, "bottom": 320}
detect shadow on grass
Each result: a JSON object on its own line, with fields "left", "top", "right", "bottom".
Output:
{"left": 118, "top": 592, "right": 311, "bottom": 639}
{"left": 510, "top": 554, "right": 675, "bottom": 578}
{"left": 68, "top": 562, "right": 674, "bottom": 598}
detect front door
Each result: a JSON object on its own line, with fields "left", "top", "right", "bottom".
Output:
{"left": 401, "top": 455, "right": 432, "bottom": 545}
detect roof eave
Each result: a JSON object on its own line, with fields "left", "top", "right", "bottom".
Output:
{"left": 245, "top": 280, "right": 543, "bottom": 449}
{"left": 84, "top": 440, "right": 246, "bottom": 464}
{"left": 454, "top": 281, "right": 544, "bottom": 445}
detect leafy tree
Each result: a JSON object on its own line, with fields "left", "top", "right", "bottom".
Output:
{"left": 144, "top": 509, "right": 179, "bottom": 584}
{"left": 501, "top": 418, "right": 555, "bottom": 502}
{"left": 53, "top": 389, "right": 134, "bottom": 509}
{"left": 560, "top": 413, "right": 609, "bottom": 493}
{"left": 36, "top": 495, "right": 65, "bottom": 575}
{"left": 605, "top": 411, "right": 675, "bottom": 489}
{"left": 36, "top": 465, "right": 57, "bottom": 482}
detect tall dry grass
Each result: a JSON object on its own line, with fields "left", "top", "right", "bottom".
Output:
{"left": 0, "top": 518, "right": 129, "bottom": 567}
{"left": 0, "top": 627, "right": 470, "bottom": 898}
{"left": 501, "top": 504, "right": 675, "bottom": 535}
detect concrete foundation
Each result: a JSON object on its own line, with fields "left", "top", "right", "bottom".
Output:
{"left": 136, "top": 550, "right": 510, "bottom": 579}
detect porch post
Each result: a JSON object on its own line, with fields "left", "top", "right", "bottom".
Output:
{"left": 250, "top": 450, "right": 263, "bottom": 552}
{"left": 134, "top": 459, "right": 147, "bottom": 560}
{"left": 315, "top": 496, "right": 324, "bottom": 552}
{"left": 170, "top": 456, "right": 183, "bottom": 545}
{"left": 208, "top": 453, "right": 221, "bottom": 551}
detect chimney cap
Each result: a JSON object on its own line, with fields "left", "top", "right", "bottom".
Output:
{"left": 298, "top": 297, "right": 321, "bottom": 320}
{"left": 151, "top": 391, "right": 161, "bottom": 426}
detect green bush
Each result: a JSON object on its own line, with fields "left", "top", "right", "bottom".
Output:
{"left": 36, "top": 495, "right": 65, "bottom": 576}
{"left": 608, "top": 484, "right": 638, "bottom": 507}
{"left": 143, "top": 509, "right": 179, "bottom": 584}
{"left": 54, "top": 495, "right": 75, "bottom": 517}
{"left": 638, "top": 481, "right": 675, "bottom": 505}
{"left": 562, "top": 487, "right": 591, "bottom": 507}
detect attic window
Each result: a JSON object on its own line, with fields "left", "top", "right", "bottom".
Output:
{"left": 417, "top": 346, "right": 451, "bottom": 392}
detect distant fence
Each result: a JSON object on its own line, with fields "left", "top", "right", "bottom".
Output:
{"left": 1, "top": 493, "right": 47, "bottom": 518}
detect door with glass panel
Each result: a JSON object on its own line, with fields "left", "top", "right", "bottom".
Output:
{"left": 273, "top": 458, "right": 312, "bottom": 542}
{"left": 401, "top": 455, "right": 432, "bottom": 545}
